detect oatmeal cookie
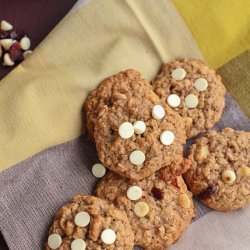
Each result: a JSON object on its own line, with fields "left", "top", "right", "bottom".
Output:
{"left": 45, "top": 195, "right": 134, "bottom": 250}
{"left": 94, "top": 84, "right": 186, "bottom": 180}
{"left": 184, "top": 128, "right": 250, "bottom": 211}
{"left": 84, "top": 69, "right": 143, "bottom": 140}
{"left": 152, "top": 58, "right": 226, "bottom": 138}
{"left": 96, "top": 169, "right": 195, "bottom": 250}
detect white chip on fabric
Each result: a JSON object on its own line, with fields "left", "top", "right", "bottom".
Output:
{"left": 167, "top": 94, "right": 181, "bottom": 108}
{"left": 20, "top": 36, "right": 31, "bottom": 51}
{"left": 127, "top": 186, "right": 143, "bottom": 201}
{"left": 71, "top": 239, "right": 86, "bottom": 250}
{"left": 160, "top": 131, "right": 175, "bottom": 145}
{"left": 101, "top": 229, "right": 116, "bottom": 245}
{"left": 194, "top": 78, "right": 208, "bottom": 91}
{"left": 134, "top": 201, "right": 149, "bottom": 217}
{"left": 48, "top": 234, "right": 62, "bottom": 249}
{"left": 92, "top": 163, "right": 106, "bottom": 178}
{"left": 129, "top": 150, "right": 145, "bottom": 165}
{"left": 152, "top": 105, "right": 165, "bottom": 120}
{"left": 118, "top": 122, "right": 134, "bottom": 139}
{"left": 133, "top": 121, "right": 146, "bottom": 134}
{"left": 184, "top": 94, "right": 199, "bottom": 108}
{"left": 74, "top": 211, "right": 91, "bottom": 227}
{"left": 1, "top": 20, "right": 13, "bottom": 31}
{"left": 171, "top": 68, "right": 186, "bottom": 80}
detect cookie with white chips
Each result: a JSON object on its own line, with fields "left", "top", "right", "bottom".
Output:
{"left": 184, "top": 128, "right": 250, "bottom": 211}
{"left": 152, "top": 58, "right": 226, "bottom": 138}
{"left": 96, "top": 168, "right": 195, "bottom": 250}
{"left": 45, "top": 195, "right": 134, "bottom": 250}
{"left": 93, "top": 72, "right": 186, "bottom": 181}
{"left": 84, "top": 69, "right": 144, "bottom": 140}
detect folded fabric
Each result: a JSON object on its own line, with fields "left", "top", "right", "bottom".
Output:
{"left": 0, "top": 0, "right": 249, "bottom": 249}
{"left": 0, "top": 0, "right": 202, "bottom": 172}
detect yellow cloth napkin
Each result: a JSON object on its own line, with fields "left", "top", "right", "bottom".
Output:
{"left": 0, "top": 0, "right": 202, "bottom": 171}
{"left": 173, "top": 0, "right": 250, "bottom": 68}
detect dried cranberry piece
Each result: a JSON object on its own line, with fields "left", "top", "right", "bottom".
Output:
{"left": 0, "top": 29, "right": 10, "bottom": 39}
{"left": 9, "top": 29, "right": 26, "bottom": 41}
{"left": 9, "top": 42, "right": 24, "bottom": 62}
{"left": 172, "top": 177, "right": 180, "bottom": 189}
{"left": 198, "top": 186, "right": 217, "bottom": 200}
{"left": 151, "top": 187, "right": 164, "bottom": 200}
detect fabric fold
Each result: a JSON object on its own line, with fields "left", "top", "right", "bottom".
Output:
{"left": 0, "top": 0, "right": 202, "bottom": 172}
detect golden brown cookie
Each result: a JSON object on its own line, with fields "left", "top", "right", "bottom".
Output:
{"left": 96, "top": 169, "right": 195, "bottom": 250}
{"left": 92, "top": 70, "right": 186, "bottom": 181}
{"left": 45, "top": 195, "right": 134, "bottom": 250}
{"left": 94, "top": 102, "right": 186, "bottom": 181}
{"left": 184, "top": 128, "right": 250, "bottom": 211}
{"left": 84, "top": 69, "right": 143, "bottom": 140}
{"left": 152, "top": 59, "right": 226, "bottom": 138}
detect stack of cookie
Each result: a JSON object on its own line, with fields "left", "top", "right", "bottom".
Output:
{"left": 45, "top": 59, "right": 250, "bottom": 250}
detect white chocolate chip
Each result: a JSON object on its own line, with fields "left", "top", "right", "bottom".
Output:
{"left": 134, "top": 201, "right": 149, "bottom": 217}
{"left": 92, "top": 163, "right": 106, "bottom": 178}
{"left": 101, "top": 229, "right": 116, "bottom": 245}
{"left": 20, "top": 36, "right": 31, "bottom": 51}
{"left": 160, "top": 131, "right": 175, "bottom": 145}
{"left": 0, "top": 39, "right": 14, "bottom": 50}
{"left": 48, "top": 234, "right": 62, "bottom": 249}
{"left": 71, "top": 239, "right": 86, "bottom": 250}
{"left": 129, "top": 150, "right": 145, "bottom": 165}
{"left": 194, "top": 78, "right": 208, "bottom": 91}
{"left": 185, "top": 94, "right": 199, "bottom": 108}
{"left": 237, "top": 166, "right": 250, "bottom": 177}
{"left": 118, "top": 122, "right": 134, "bottom": 139}
{"left": 133, "top": 121, "right": 146, "bottom": 134}
{"left": 167, "top": 94, "right": 181, "bottom": 108}
{"left": 152, "top": 105, "right": 165, "bottom": 120}
{"left": 222, "top": 169, "right": 236, "bottom": 184}
{"left": 178, "top": 193, "right": 191, "bottom": 208}
{"left": 3, "top": 53, "right": 14, "bottom": 66}
{"left": 194, "top": 146, "right": 209, "bottom": 162}
{"left": 74, "top": 211, "right": 91, "bottom": 227}
{"left": 171, "top": 68, "right": 186, "bottom": 80}
{"left": 133, "top": 121, "right": 146, "bottom": 135}
{"left": 127, "top": 186, "right": 143, "bottom": 201}
{"left": 1, "top": 20, "right": 13, "bottom": 31}
{"left": 23, "top": 50, "right": 32, "bottom": 59}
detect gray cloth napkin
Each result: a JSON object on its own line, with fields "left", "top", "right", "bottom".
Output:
{"left": 0, "top": 92, "right": 249, "bottom": 250}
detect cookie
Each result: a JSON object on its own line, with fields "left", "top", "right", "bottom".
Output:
{"left": 93, "top": 74, "right": 186, "bottom": 181}
{"left": 95, "top": 168, "right": 195, "bottom": 250}
{"left": 84, "top": 69, "right": 143, "bottom": 140}
{"left": 45, "top": 195, "right": 134, "bottom": 250}
{"left": 152, "top": 58, "right": 226, "bottom": 138}
{"left": 184, "top": 128, "right": 250, "bottom": 211}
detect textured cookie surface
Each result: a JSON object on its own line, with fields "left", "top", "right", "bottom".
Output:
{"left": 184, "top": 128, "right": 250, "bottom": 211}
{"left": 152, "top": 59, "right": 226, "bottom": 138}
{"left": 96, "top": 170, "right": 195, "bottom": 250}
{"left": 85, "top": 69, "right": 143, "bottom": 139}
{"left": 45, "top": 195, "right": 134, "bottom": 250}
{"left": 93, "top": 73, "right": 186, "bottom": 181}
